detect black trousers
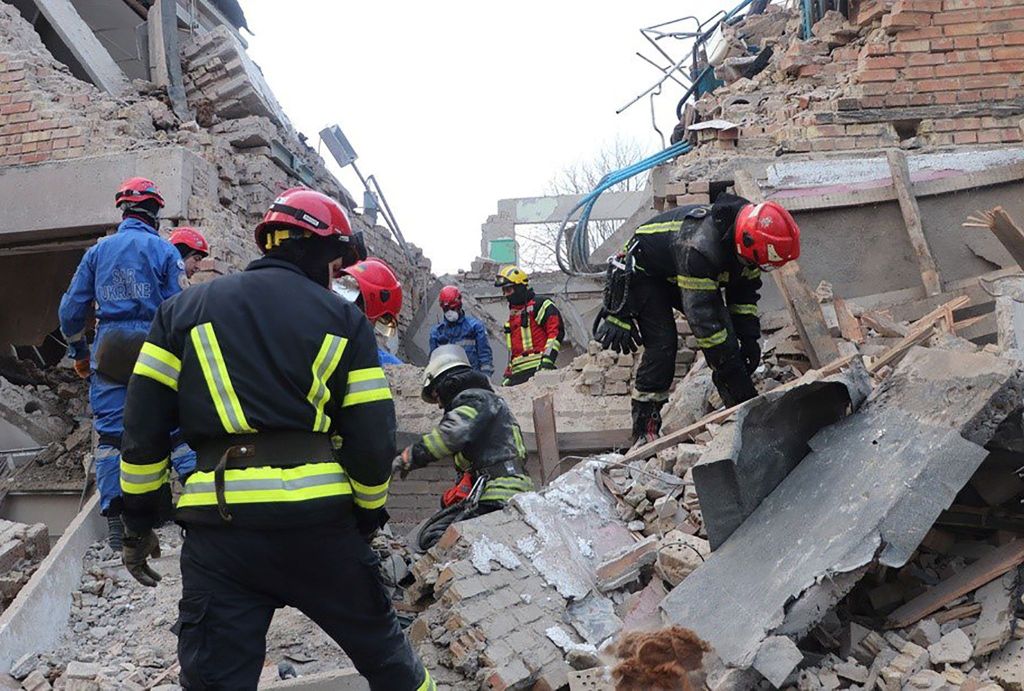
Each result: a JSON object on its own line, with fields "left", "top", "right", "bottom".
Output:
{"left": 631, "top": 277, "right": 682, "bottom": 398}
{"left": 175, "top": 523, "right": 430, "bottom": 690}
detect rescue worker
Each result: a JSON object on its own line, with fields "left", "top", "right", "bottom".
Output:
{"left": 594, "top": 195, "right": 800, "bottom": 445}
{"left": 334, "top": 257, "right": 405, "bottom": 366}
{"left": 393, "top": 345, "right": 533, "bottom": 549}
{"left": 58, "top": 177, "right": 197, "bottom": 549}
{"left": 118, "top": 187, "right": 434, "bottom": 690}
{"left": 494, "top": 265, "right": 564, "bottom": 386}
{"left": 169, "top": 227, "right": 210, "bottom": 280}
{"left": 429, "top": 285, "right": 494, "bottom": 376}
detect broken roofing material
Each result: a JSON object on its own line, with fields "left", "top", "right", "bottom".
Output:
{"left": 661, "top": 346, "right": 1024, "bottom": 685}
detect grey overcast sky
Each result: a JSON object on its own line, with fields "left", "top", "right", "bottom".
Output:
{"left": 243, "top": 1, "right": 735, "bottom": 274}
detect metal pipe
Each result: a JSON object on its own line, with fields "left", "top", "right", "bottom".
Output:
{"left": 636, "top": 52, "right": 690, "bottom": 89}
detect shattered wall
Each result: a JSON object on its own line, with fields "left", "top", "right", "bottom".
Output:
{"left": 0, "top": 3, "right": 433, "bottom": 355}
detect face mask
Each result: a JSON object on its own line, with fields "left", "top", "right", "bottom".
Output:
{"left": 444, "top": 310, "right": 460, "bottom": 323}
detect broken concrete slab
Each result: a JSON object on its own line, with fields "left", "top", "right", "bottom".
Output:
{"left": 660, "top": 347, "right": 1022, "bottom": 683}
{"left": 752, "top": 636, "right": 803, "bottom": 688}
{"left": 693, "top": 363, "right": 871, "bottom": 548}
{"left": 973, "top": 572, "right": 1015, "bottom": 657}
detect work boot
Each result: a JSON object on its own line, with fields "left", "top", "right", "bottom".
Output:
{"left": 630, "top": 399, "right": 665, "bottom": 449}
{"left": 107, "top": 514, "right": 124, "bottom": 552}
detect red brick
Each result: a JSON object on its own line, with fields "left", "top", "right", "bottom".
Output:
{"left": 8, "top": 111, "right": 37, "bottom": 124}
{"left": 863, "top": 55, "right": 908, "bottom": 69}
{"left": 20, "top": 152, "right": 48, "bottom": 164}
{"left": 953, "top": 131, "right": 979, "bottom": 144}
{"left": 909, "top": 92, "right": 935, "bottom": 105}
{"left": 1000, "top": 128, "right": 1024, "bottom": 142}
{"left": 934, "top": 8, "right": 986, "bottom": 24}
{"left": 1006, "top": 31, "right": 1024, "bottom": 45}
{"left": 0, "top": 101, "right": 31, "bottom": 115}
{"left": 983, "top": 59, "right": 1024, "bottom": 72}
{"left": 866, "top": 43, "right": 893, "bottom": 55}
{"left": 957, "top": 89, "right": 986, "bottom": 102}
{"left": 908, "top": 52, "right": 946, "bottom": 65}
{"left": 993, "top": 45, "right": 1024, "bottom": 59}
{"left": 884, "top": 11, "right": 934, "bottom": 31}
{"left": 860, "top": 68, "right": 900, "bottom": 81}
{"left": 917, "top": 77, "right": 963, "bottom": 91}
{"left": 885, "top": 94, "right": 914, "bottom": 106}
{"left": 0, "top": 70, "right": 25, "bottom": 83}
{"left": 935, "top": 62, "right": 982, "bottom": 76}
{"left": 972, "top": 73, "right": 1011, "bottom": 87}
{"left": 893, "top": 39, "right": 933, "bottom": 52}
{"left": 979, "top": 34, "right": 1005, "bottom": 47}
{"left": 931, "top": 37, "right": 956, "bottom": 51}
{"left": 978, "top": 129, "right": 1004, "bottom": 143}
{"left": 905, "top": 65, "right": 937, "bottom": 78}
{"left": 981, "top": 87, "right": 1011, "bottom": 100}
{"left": 899, "top": 26, "right": 945, "bottom": 40}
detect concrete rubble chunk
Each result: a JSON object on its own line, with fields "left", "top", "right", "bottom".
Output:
{"left": 879, "top": 642, "right": 929, "bottom": 688}
{"left": 751, "top": 636, "right": 803, "bottom": 688}
{"left": 905, "top": 669, "right": 950, "bottom": 690}
{"left": 989, "top": 638, "right": 1024, "bottom": 691}
{"left": 63, "top": 662, "right": 99, "bottom": 680}
{"left": 654, "top": 531, "right": 709, "bottom": 587}
{"left": 832, "top": 659, "right": 868, "bottom": 684}
{"left": 909, "top": 619, "right": 942, "bottom": 648}
{"left": 928, "top": 628, "right": 973, "bottom": 665}
{"left": 693, "top": 364, "right": 871, "bottom": 549}
{"left": 972, "top": 572, "right": 1015, "bottom": 657}
{"left": 595, "top": 535, "right": 658, "bottom": 592}
{"left": 20, "top": 670, "right": 50, "bottom": 691}
{"left": 660, "top": 347, "right": 1023, "bottom": 673}
{"left": 7, "top": 655, "right": 35, "bottom": 681}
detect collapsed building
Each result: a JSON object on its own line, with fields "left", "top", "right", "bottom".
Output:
{"left": 3, "top": 0, "right": 1024, "bottom": 690}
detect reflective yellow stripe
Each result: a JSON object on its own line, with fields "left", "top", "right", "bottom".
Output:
{"left": 453, "top": 405, "right": 478, "bottom": 420}
{"left": 741, "top": 266, "right": 762, "bottom": 280}
{"left": 717, "top": 271, "right": 730, "bottom": 283}
{"left": 191, "top": 323, "right": 254, "bottom": 434}
{"left": 730, "top": 303, "right": 759, "bottom": 316}
{"left": 120, "top": 458, "right": 170, "bottom": 494}
{"left": 177, "top": 463, "right": 351, "bottom": 508}
{"left": 350, "top": 476, "right": 390, "bottom": 510}
{"left": 676, "top": 275, "right": 719, "bottom": 291}
{"left": 635, "top": 221, "right": 681, "bottom": 234}
{"left": 512, "top": 425, "right": 526, "bottom": 457}
{"left": 416, "top": 670, "right": 436, "bottom": 691}
{"left": 521, "top": 322, "right": 533, "bottom": 353}
{"left": 696, "top": 329, "right": 729, "bottom": 348}
{"left": 306, "top": 334, "right": 348, "bottom": 432}
{"left": 606, "top": 316, "right": 631, "bottom": 330}
{"left": 454, "top": 452, "right": 470, "bottom": 471}
{"left": 133, "top": 342, "right": 181, "bottom": 391}
{"left": 342, "top": 367, "right": 392, "bottom": 407}
{"left": 423, "top": 429, "right": 452, "bottom": 459}
{"left": 536, "top": 299, "right": 555, "bottom": 323}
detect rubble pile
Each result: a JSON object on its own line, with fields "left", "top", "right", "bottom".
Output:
{"left": 0, "top": 518, "right": 48, "bottom": 615}
{"left": 570, "top": 342, "right": 638, "bottom": 397}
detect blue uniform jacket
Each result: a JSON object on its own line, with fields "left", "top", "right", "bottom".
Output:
{"left": 429, "top": 314, "right": 493, "bottom": 374}
{"left": 378, "top": 346, "right": 403, "bottom": 366}
{"left": 59, "top": 217, "right": 185, "bottom": 358}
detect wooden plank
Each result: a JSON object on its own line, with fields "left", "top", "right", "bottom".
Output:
{"left": 887, "top": 540, "right": 1024, "bottom": 629}
{"left": 148, "top": 0, "right": 190, "bottom": 120}
{"left": 867, "top": 296, "right": 970, "bottom": 373}
{"left": 860, "top": 311, "right": 909, "bottom": 338}
{"left": 30, "top": 0, "right": 131, "bottom": 96}
{"left": 932, "top": 603, "right": 983, "bottom": 626}
{"left": 734, "top": 170, "right": 841, "bottom": 369}
{"left": 965, "top": 207, "right": 1024, "bottom": 270}
{"left": 833, "top": 296, "right": 864, "bottom": 344}
{"left": 531, "top": 393, "right": 559, "bottom": 486}
{"left": 887, "top": 150, "right": 942, "bottom": 296}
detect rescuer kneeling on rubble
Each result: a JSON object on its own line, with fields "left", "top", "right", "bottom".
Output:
{"left": 394, "top": 345, "right": 534, "bottom": 550}
{"left": 118, "top": 187, "right": 434, "bottom": 690}
{"left": 594, "top": 195, "right": 801, "bottom": 446}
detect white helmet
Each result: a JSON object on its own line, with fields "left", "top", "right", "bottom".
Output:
{"left": 421, "top": 345, "right": 471, "bottom": 402}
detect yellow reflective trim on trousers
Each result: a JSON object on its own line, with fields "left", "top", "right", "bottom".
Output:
{"left": 729, "top": 303, "right": 759, "bottom": 316}
{"left": 191, "top": 323, "right": 254, "bottom": 434}
{"left": 675, "top": 275, "right": 719, "bottom": 291}
{"left": 342, "top": 367, "right": 392, "bottom": 407}
{"left": 177, "top": 463, "right": 351, "bottom": 508}
{"left": 306, "top": 334, "right": 348, "bottom": 432}
{"left": 133, "top": 342, "right": 181, "bottom": 390}
{"left": 350, "top": 476, "right": 389, "bottom": 510}
{"left": 741, "top": 266, "right": 762, "bottom": 280}
{"left": 696, "top": 329, "right": 729, "bottom": 348}
{"left": 416, "top": 670, "right": 436, "bottom": 691}
{"left": 120, "top": 457, "right": 170, "bottom": 494}
{"left": 453, "top": 405, "right": 478, "bottom": 420}
{"left": 635, "top": 221, "right": 681, "bottom": 234}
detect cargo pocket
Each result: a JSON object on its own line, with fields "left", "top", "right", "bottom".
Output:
{"left": 173, "top": 592, "right": 211, "bottom": 690}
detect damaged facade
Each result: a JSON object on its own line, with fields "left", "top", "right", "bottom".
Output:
{"left": 4, "top": 0, "right": 1024, "bottom": 690}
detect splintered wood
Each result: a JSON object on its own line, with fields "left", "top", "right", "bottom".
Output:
{"left": 865, "top": 296, "right": 970, "bottom": 374}
{"left": 964, "top": 207, "right": 1024, "bottom": 270}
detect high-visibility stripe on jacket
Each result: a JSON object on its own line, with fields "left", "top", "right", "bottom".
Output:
{"left": 120, "top": 258, "right": 397, "bottom": 532}
{"left": 503, "top": 293, "right": 563, "bottom": 380}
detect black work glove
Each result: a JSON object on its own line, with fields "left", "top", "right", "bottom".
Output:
{"left": 740, "top": 339, "right": 761, "bottom": 374}
{"left": 122, "top": 528, "right": 162, "bottom": 587}
{"left": 595, "top": 312, "right": 640, "bottom": 354}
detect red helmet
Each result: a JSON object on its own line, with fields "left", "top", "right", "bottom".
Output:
{"left": 340, "top": 258, "right": 403, "bottom": 323}
{"left": 438, "top": 285, "right": 462, "bottom": 311}
{"left": 168, "top": 227, "right": 209, "bottom": 255}
{"left": 115, "top": 177, "right": 164, "bottom": 208}
{"left": 735, "top": 201, "right": 801, "bottom": 269}
{"left": 254, "top": 187, "right": 365, "bottom": 259}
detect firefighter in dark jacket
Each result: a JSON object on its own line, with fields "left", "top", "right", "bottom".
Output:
{"left": 118, "top": 187, "right": 434, "bottom": 691}
{"left": 594, "top": 195, "right": 801, "bottom": 445}
{"left": 495, "top": 265, "right": 564, "bottom": 385}
{"left": 393, "top": 345, "right": 533, "bottom": 546}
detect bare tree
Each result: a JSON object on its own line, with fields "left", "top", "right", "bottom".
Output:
{"left": 518, "top": 136, "right": 648, "bottom": 273}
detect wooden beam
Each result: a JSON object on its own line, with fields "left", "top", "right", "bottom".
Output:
{"left": 833, "top": 296, "right": 864, "bottom": 344}
{"left": 531, "top": 393, "right": 559, "bottom": 486}
{"left": 887, "top": 540, "right": 1024, "bottom": 629}
{"left": 965, "top": 207, "right": 1024, "bottom": 270}
{"left": 147, "top": 0, "right": 190, "bottom": 120}
{"left": 867, "top": 296, "right": 971, "bottom": 373}
{"left": 734, "top": 170, "right": 841, "bottom": 369}
{"left": 30, "top": 0, "right": 131, "bottom": 96}
{"left": 860, "top": 311, "right": 909, "bottom": 338}
{"left": 886, "top": 150, "right": 942, "bottom": 297}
